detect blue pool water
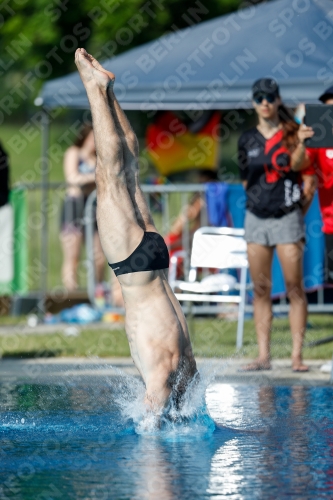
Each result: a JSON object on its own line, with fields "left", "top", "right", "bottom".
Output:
{"left": 1, "top": 374, "right": 333, "bottom": 499}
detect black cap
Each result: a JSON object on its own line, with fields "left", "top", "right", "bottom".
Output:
{"left": 319, "top": 85, "right": 333, "bottom": 103}
{"left": 252, "top": 78, "right": 280, "bottom": 98}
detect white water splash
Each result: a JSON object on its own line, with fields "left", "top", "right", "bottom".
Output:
{"left": 111, "top": 364, "right": 217, "bottom": 439}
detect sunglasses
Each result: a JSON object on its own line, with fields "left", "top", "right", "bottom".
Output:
{"left": 253, "top": 93, "right": 277, "bottom": 104}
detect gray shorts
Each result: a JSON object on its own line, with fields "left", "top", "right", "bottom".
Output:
{"left": 244, "top": 208, "right": 305, "bottom": 246}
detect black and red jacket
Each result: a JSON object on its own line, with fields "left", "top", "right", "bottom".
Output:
{"left": 238, "top": 128, "right": 302, "bottom": 218}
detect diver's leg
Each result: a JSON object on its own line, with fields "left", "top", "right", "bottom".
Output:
{"left": 87, "top": 54, "right": 155, "bottom": 231}
{"left": 74, "top": 48, "right": 143, "bottom": 263}
{"left": 110, "top": 94, "right": 156, "bottom": 231}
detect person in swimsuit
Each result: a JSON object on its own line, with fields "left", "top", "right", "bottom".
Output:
{"left": 60, "top": 125, "right": 105, "bottom": 291}
{"left": 74, "top": 48, "right": 197, "bottom": 412}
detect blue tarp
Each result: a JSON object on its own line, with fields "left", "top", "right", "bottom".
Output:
{"left": 206, "top": 182, "right": 229, "bottom": 227}
{"left": 38, "top": 0, "right": 333, "bottom": 110}
{"left": 227, "top": 185, "right": 324, "bottom": 297}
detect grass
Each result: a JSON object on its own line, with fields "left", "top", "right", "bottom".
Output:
{"left": 1, "top": 122, "right": 68, "bottom": 185}
{"left": 0, "top": 314, "right": 332, "bottom": 360}
{"left": 0, "top": 328, "right": 130, "bottom": 359}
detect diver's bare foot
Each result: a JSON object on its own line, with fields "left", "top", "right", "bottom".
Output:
{"left": 74, "top": 48, "right": 112, "bottom": 91}
{"left": 85, "top": 53, "right": 115, "bottom": 91}
{"left": 240, "top": 358, "right": 271, "bottom": 371}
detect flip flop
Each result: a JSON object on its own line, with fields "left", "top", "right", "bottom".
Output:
{"left": 238, "top": 363, "right": 272, "bottom": 372}
{"left": 292, "top": 367, "right": 309, "bottom": 373}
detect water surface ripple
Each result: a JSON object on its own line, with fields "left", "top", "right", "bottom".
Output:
{"left": 0, "top": 376, "right": 332, "bottom": 499}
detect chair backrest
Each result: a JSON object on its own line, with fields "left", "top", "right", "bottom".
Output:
{"left": 190, "top": 227, "right": 248, "bottom": 270}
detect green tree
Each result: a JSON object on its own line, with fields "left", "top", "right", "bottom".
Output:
{"left": 0, "top": 0, "right": 261, "bottom": 119}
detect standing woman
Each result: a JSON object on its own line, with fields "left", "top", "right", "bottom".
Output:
{"left": 238, "top": 78, "right": 314, "bottom": 372}
{"left": 60, "top": 125, "right": 105, "bottom": 291}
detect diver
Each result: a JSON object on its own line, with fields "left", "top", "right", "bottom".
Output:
{"left": 74, "top": 48, "right": 197, "bottom": 414}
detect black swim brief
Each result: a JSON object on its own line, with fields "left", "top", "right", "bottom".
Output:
{"left": 108, "top": 231, "right": 170, "bottom": 277}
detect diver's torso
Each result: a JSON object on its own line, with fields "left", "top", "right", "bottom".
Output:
{"left": 119, "top": 270, "right": 189, "bottom": 374}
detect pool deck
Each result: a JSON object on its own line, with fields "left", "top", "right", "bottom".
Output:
{"left": 0, "top": 357, "right": 331, "bottom": 386}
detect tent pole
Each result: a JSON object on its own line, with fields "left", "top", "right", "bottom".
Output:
{"left": 39, "top": 109, "right": 49, "bottom": 316}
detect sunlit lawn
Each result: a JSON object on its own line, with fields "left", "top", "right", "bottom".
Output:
{"left": 0, "top": 314, "right": 332, "bottom": 360}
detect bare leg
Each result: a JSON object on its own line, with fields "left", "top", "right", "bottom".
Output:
{"left": 60, "top": 230, "right": 83, "bottom": 290}
{"left": 93, "top": 231, "right": 105, "bottom": 283}
{"left": 109, "top": 96, "right": 155, "bottom": 230}
{"left": 74, "top": 48, "right": 143, "bottom": 264}
{"left": 86, "top": 54, "right": 155, "bottom": 231}
{"left": 276, "top": 242, "right": 308, "bottom": 372}
{"left": 243, "top": 244, "right": 274, "bottom": 370}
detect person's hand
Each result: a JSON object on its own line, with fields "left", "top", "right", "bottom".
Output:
{"left": 297, "top": 124, "right": 314, "bottom": 144}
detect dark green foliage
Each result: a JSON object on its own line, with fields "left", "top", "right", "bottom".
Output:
{"left": 1, "top": 0, "right": 263, "bottom": 118}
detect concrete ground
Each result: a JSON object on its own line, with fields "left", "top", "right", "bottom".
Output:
{"left": 0, "top": 357, "right": 331, "bottom": 386}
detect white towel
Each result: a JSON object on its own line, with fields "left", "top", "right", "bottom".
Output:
{"left": 0, "top": 203, "right": 13, "bottom": 283}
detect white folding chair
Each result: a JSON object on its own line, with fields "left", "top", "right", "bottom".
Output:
{"left": 169, "top": 227, "right": 249, "bottom": 349}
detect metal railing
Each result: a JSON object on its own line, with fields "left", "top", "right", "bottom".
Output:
{"left": 13, "top": 182, "right": 333, "bottom": 315}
